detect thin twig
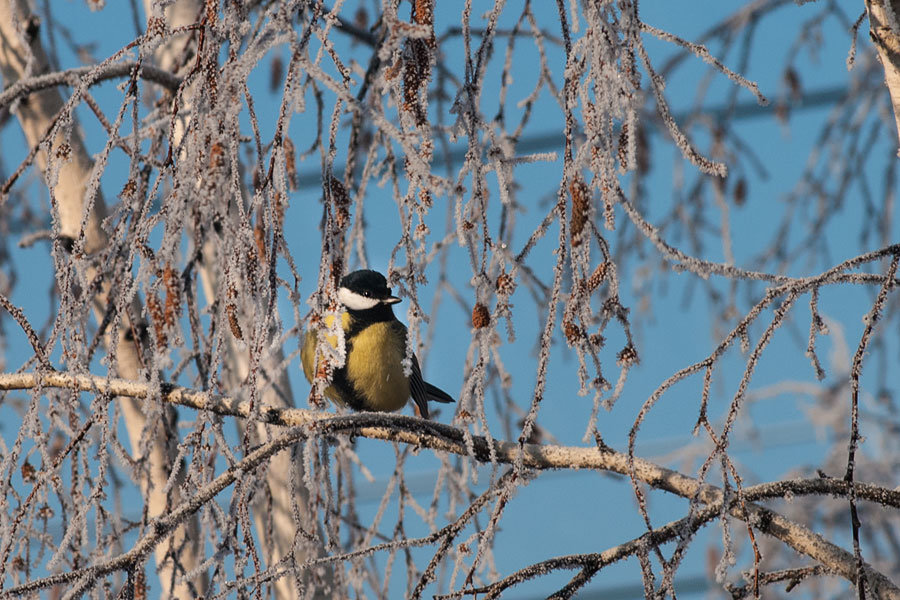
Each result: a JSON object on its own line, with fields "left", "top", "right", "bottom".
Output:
{"left": 0, "top": 371, "right": 899, "bottom": 597}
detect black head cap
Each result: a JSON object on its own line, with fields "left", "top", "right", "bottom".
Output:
{"left": 340, "top": 269, "right": 394, "bottom": 300}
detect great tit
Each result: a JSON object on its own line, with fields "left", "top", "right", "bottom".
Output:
{"left": 301, "top": 269, "right": 455, "bottom": 418}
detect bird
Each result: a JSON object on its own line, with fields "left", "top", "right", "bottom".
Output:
{"left": 301, "top": 269, "right": 455, "bottom": 419}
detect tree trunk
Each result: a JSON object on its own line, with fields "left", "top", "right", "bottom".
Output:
{"left": 0, "top": 1, "right": 205, "bottom": 597}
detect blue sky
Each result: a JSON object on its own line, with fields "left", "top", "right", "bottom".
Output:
{"left": 1, "top": 1, "right": 897, "bottom": 598}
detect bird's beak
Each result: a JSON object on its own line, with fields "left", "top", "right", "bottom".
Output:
{"left": 384, "top": 295, "right": 402, "bottom": 304}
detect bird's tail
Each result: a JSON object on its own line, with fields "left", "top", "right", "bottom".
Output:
{"left": 425, "top": 382, "right": 455, "bottom": 403}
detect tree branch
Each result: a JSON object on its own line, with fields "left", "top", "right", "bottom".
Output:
{"left": 1, "top": 370, "right": 898, "bottom": 597}
{"left": 0, "top": 61, "right": 181, "bottom": 110}
{"left": 0, "top": 421, "right": 304, "bottom": 599}
{"left": 0, "top": 1, "right": 204, "bottom": 594}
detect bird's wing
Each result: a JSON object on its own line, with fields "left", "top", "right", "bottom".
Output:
{"left": 393, "top": 321, "right": 455, "bottom": 418}
{"left": 409, "top": 353, "right": 432, "bottom": 419}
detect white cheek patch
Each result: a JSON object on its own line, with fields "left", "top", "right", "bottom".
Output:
{"left": 338, "top": 287, "right": 380, "bottom": 311}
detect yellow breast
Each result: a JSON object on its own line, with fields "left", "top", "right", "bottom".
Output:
{"left": 346, "top": 322, "right": 410, "bottom": 411}
{"left": 301, "top": 314, "right": 410, "bottom": 412}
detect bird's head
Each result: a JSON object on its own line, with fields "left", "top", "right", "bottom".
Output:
{"left": 338, "top": 270, "right": 401, "bottom": 311}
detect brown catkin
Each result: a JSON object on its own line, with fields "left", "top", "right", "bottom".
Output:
{"left": 120, "top": 179, "right": 137, "bottom": 199}
{"left": 569, "top": 177, "right": 589, "bottom": 246}
{"left": 226, "top": 287, "right": 242, "bottom": 340}
{"left": 496, "top": 272, "right": 516, "bottom": 295}
{"left": 254, "top": 223, "right": 267, "bottom": 264}
{"left": 284, "top": 137, "right": 297, "bottom": 191}
{"left": 162, "top": 263, "right": 180, "bottom": 330}
{"left": 134, "top": 570, "right": 147, "bottom": 600}
{"left": 147, "top": 292, "right": 167, "bottom": 348}
{"left": 209, "top": 141, "right": 225, "bottom": 171}
{"left": 402, "top": 0, "right": 434, "bottom": 124}
{"left": 734, "top": 178, "right": 747, "bottom": 206}
{"left": 329, "top": 177, "right": 350, "bottom": 229}
{"left": 269, "top": 54, "right": 283, "bottom": 93}
{"left": 563, "top": 319, "right": 582, "bottom": 344}
{"left": 617, "top": 122, "right": 629, "bottom": 171}
{"left": 587, "top": 262, "right": 608, "bottom": 291}
{"left": 20, "top": 460, "right": 35, "bottom": 483}
{"left": 617, "top": 345, "right": 639, "bottom": 366}
{"left": 472, "top": 303, "right": 490, "bottom": 328}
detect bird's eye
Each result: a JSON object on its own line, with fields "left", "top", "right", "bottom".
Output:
{"left": 363, "top": 291, "right": 370, "bottom": 297}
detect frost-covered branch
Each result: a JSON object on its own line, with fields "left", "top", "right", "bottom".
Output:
{"left": 0, "top": 419, "right": 304, "bottom": 599}
{"left": 0, "top": 1, "right": 204, "bottom": 596}
{"left": 0, "top": 61, "right": 180, "bottom": 110}
{"left": 1, "top": 370, "right": 898, "bottom": 597}
{"left": 1, "top": 0, "right": 897, "bottom": 597}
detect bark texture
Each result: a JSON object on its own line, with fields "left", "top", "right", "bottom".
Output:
{"left": 867, "top": 0, "right": 900, "bottom": 151}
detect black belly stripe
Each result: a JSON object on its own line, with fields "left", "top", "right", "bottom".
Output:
{"left": 332, "top": 335, "right": 369, "bottom": 411}
{"left": 332, "top": 367, "right": 369, "bottom": 410}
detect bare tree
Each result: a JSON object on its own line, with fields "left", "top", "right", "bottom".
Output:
{"left": 1, "top": 1, "right": 899, "bottom": 599}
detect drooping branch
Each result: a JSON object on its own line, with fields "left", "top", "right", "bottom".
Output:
{"left": 0, "top": 61, "right": 181, "bottom": 110}
{"left": 437, "top": 504, "right": 727, "bottom": 599}
{"left": 133, "top": 0, "right": 328, "bottom": 595}
{"left": 0, "top": 419, "right": 305, "bottom": 599}
{"left": 0, "top": 1, "right": 205, "bottom": 596}
{"left": 1, "top": 370, "right": 898, "bottom": 597}
{"left": 1, "top": 1, "right": 898, "bottom": 598}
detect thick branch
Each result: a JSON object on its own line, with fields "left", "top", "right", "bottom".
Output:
{"left": 866, "top": 0, "right": 900, "bottom": 151}
{"left": 0, "top": 61, "right": 181, "bottom": 110}
{"left": 1, "top": 370, "right": 898, "bottom": 597}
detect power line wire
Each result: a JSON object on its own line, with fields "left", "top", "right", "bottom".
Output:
{"left": 294, "top": 85, "right": 848, "bottom": 189}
